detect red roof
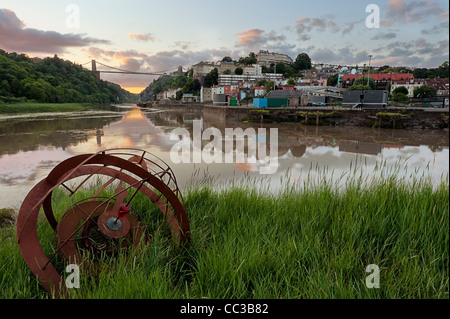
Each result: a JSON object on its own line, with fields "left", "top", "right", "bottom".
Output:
{"left": 342, "top": 73, "right": 414, "bottom": 82}
{"left": 425, "top": 78, "right": 449, "bottom": 91}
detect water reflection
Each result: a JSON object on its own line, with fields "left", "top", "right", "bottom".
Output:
{"left": 0, "top": 105, "right": 448, "bottom": 209}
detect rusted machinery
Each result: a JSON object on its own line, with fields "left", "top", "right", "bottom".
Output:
{"left": 16, "top": 148, "right": 190, "bottom": 296}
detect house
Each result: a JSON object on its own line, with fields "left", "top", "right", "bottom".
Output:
{"left": 266, "top": 89, "right": 303, "bottom": 107}
{"left": 192, "top": 61, "right": 217, "bottom": 77}
{"left": 341, "top": 73, "right": 415, "bottom": 90}
{"left": 200, "top": 86, "right": 213, "bottom": 103}
{"left": 390, "top": 79, "right": 425, "bottom": 97}
{"left": 182, "top": 93, "right": 198, "bottom": 103}
{"left": 243, "top": 64, "right": 263, "bottom": 76}
{"left": 302, "top": 86, "right": 344, "bottom": 105}
{"left": 425, "top": 78, "right": 449, "bottom": 96}
{"left": 211, "top": 85, "right": 225, "bottom": 96}
{"left": 253, "top": 86, "right": 266, "bottom": 97}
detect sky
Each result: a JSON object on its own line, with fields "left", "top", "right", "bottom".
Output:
{"left": 0, "top": 0, "right": 448, "bottom": 93}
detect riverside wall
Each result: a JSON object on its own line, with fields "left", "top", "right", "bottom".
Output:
{"left": 146, "top": 103, "right": 449, "bottom": 130}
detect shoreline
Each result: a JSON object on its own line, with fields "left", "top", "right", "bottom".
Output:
{"left": 147, "top": 103, "right": 449, "bottom": 130}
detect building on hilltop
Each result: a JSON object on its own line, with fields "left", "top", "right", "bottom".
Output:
{"left": 256, "top": 50, "right": 293, "bottom": 67}
{"left": 192, "top": 61, "right": 262, "bottom": 77}
{"left": 218, "top": 73, "right": 283, "bottom": 86}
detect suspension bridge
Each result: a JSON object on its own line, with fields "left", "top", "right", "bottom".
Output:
{"left": 80, "top": 60, "right": 184, "bottom": 80}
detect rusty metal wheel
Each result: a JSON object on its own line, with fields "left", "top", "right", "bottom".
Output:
{"left": 16, "top": 148, "right": 190, "bottom": 297}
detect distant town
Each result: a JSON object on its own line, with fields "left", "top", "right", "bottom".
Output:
{"left": 139, "top": 49, "right": 449, "bottom": 109}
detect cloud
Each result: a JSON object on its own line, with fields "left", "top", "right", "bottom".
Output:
{"left": 235, "top": 29, "right": 287, "bottom": 48}
{"left": 381, "top": 20, "right": 394, "bottom": 26}
{"left": 386, "top": 0, "right": 444, "bottom": 24}
{"left": 0, "top": 8, "right": 109, "bottom": 54}
{"left": 236, "top": 29, "right": 265, "bottom": 47}
{"left": 173, "top": 41, "right": 191, "bottom": 50}
{"left": 295, "top": 16, "right": 361, "bottom": 40}
{"left": 341, "top": 19, "right": 363, "bottom": 35}
{"left": 421, "top": 20, "right": 449, "bottom": 34}
{"left": 234, "top": 28, "right": 294, "bottom": 57}
{"left": 371, "top": 37, "right": 449, "bottom": 68}
{"left": 309, "top": 47, "right": 370, "bottom": 66}
{"left": 127, "top": 33, "right": 156, "bottom": 41}
{"left": 371, "top": 32, "right": 397, "bottom": 40}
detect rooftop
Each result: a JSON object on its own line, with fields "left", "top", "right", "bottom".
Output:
{"left": 342, "top": 73, "right": 414, "bottom": 81}
{"left": 266, "top": 90, "right": 303, "bottom": 98}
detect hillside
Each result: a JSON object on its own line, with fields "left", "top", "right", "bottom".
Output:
{"left": 140, "top": 68, "right": 202, "bottom": 102}
{"left": 140, "top": 75, "right": 173, "bottom": 102}
{"left": 0, "top": 50, "right": 138, "bottom": 104}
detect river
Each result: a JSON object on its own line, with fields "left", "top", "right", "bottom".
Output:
{"left": 0, "top": 104, "right": 448, "bottom": 210}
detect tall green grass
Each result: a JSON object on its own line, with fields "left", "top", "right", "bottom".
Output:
{"left": 0, "top": 167, "right": 448, "bottom": 299}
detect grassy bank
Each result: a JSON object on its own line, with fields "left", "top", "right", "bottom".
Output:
{"left": 0, "top": 173, "right": 448, "bottom": 299}
{"left": 0, "top": 102, "right": 96, "bottom": 114}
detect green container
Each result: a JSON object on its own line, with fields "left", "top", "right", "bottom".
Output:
{"left": 423, "top": 102, "right": 429, "bottom": 107}
{"left": 230, "top": 98, "right": 238, "bottom": 106}
{"left": 267, "top": 98, "right": 288, "bottom": 107}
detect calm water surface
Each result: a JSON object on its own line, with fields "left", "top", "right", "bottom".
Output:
{"left": 0, "top": 104, "right": 448, "bottom": 209}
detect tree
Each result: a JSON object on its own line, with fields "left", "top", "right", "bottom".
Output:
{"left": 413, "top": 68, "right": 429, "bottom": 79}
{"left": 293, "top": 53, "right": 311, "bottom": 72}
{"left": 238, "top": 52, "right": 257, "bottom": 65}
{"left": 349, "top": 76, "right": 376, "bottom": 90}
{"left": 392, "top": 86, "right": 409, "bottom": 96}
{"left": 265, "top": 81, "right": 274, "bottom": 93}
{"left": 255, "top": 79, "right": 268, "bottom": 87}
{"left": 287, "top": 78, "right": 296, "bottom": 85}
{"left": 327, "top": 74, "right": 339, "bottom": 87}
{"left": 347, "top": 84, "right": 372, "bottom": 91}
{"left": 413, "top": 85, "right": 437, "bottom": 98}
{"left": 436, "top": 61, "right": 449, "bottom": 78}
{"left": 0, "top": 50, "right": 137, "bottom": 103}
{"left": 234, "top": 67, "right": 243, "bottom": 75}
{"left": 392, "top": 92, "right": 408, "bottom": 103}
{"left": 221, "top": 56, "right": 233, "bottom": 63}
{"left": 204, "top": 68, "right": 219, "bottom": 87}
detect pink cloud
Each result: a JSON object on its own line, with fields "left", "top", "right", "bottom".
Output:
{"left": 127, "top": 33, "right": 156, "bottom": 42}
{"left": 296, "top": 17, "right": 310, "bottom": 23}
{"left": 236, "top": 29, "right": 264, "bottom": 47}
{"left": 386, "top": 0, "right": 444, "bottom": 24}
{"left": 381, "top": 20, "right": 394, "bottom": 26}
{"left": 0, "top": 8, "right": 109, "bottom": 54}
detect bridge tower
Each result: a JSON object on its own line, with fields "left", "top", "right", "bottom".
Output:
{"left": 91, "top": 60, "right": 101, "bottom": 80}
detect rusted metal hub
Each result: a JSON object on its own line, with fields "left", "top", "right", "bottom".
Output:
{"left": 98, "top": 210, "right": 131, "bottom": 238}
{"left": 16, "top": 148, "right": 190, "bottom": 297}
